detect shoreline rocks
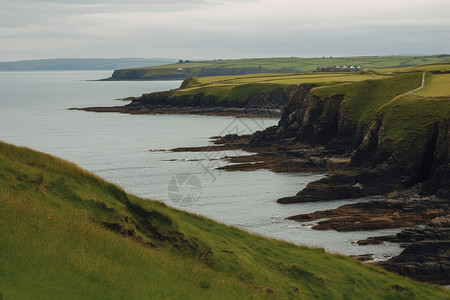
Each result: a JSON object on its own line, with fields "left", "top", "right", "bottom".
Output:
{"left": 77, "top": 80, "right": 449, "bottom": 284}
{"left": 71, "top": 105, "right": 282, "bottom": 118}
{"left": 73, "top": 85, "right": 297, "bottom": 119}
{"left": 165, "top": 82, "right": 449, "bottom": 284}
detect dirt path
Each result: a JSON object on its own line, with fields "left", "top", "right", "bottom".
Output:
{"left": 410, "top": 71, "right": 426, "bottom": 95}
{"left": 378, "top": 72, "right": 426, "bottom": 111}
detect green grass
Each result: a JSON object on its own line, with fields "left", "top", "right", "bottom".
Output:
{"left": 169, "top": 73, "right": 388, "bottom": 102}
{"left": 139, "top": 62, "right": 449, "bottom": 152}
{"left": 366, "top": 63, "right": 450, "bottom": 75}
{"left": 380, "top": 94, "right": 450, "bottom": 149}
{"left": 308, "top": 68, "right": 450, "bottom": 151}
{"left": 140, "top": 64, "right": 449, "bottom": 153}
{"left": 188, "top": 73, "right": 387, "bottom": 87}
{"left": 111, "top": 55, "right": 450, "bottom": 80}
{"left": 416, "top": 74, "right": 450, "bottom": 97}
{"left": 311, "top": 73, "right": 424, "bottom": 128}
{"left": 1, "top": 141, "right": 448, "bottom": 299}
{"left": 172, "top": 82, "right": 286, "bottom": 102}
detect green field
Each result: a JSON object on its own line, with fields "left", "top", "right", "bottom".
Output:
{"left": 146, "top": 62, "right": 450, "bottom": 155}
{"left": 149, "top": 62, "right": 450, "bottom": 106}
{"left": 168, "top": 73, "right": 388, "bottom": 102}
{"left": 1, "top": 141, "right": 448, "bottom": 299}
{"left": 369, "top": 63, "right": 450, "bottom": 75}
{"left": 308, "top": 65, "right": 450, "bottom": 150}
{"left": 416, "top": 74, "right": 450, "bottom": 97}
{"left": 186, "top": 73, "right": 387, "bottom": 87}
{"left": 311, "top": 73, "right": 424, "bottom": 128}
{"left": 381, "top": 94, "right": 450, "bottom": 148}
{"left": 109, "top": 55, "right": 450, "bottom": 80}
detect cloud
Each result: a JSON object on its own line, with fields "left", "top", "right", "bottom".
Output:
{"left": 0, "top": 0, "right": 449, "bottom": 61}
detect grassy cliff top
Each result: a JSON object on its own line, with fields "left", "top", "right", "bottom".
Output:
{"left": 166, "top": 72, "right": 388, "bottom": 102}
{"left": 1, "top": 141, "right": 448, "bottom": 299}
{"left": 158, "top": 62, "right": 450, "bottom": 151}
{"left": 109, "top": 55, "right": 450, "bottom": 80}
{"left": 157, "top": 62, "right": 450, "bottom": 103}
{"left": 311, "top": 64, "right": 450, "bottom": 150}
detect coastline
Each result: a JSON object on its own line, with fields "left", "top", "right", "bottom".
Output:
{"left": 166, "top": 131, "right": 450, "bottom": 285}
{"left": 70, "top": 106, "right": 282, "bottom": 118}
{"left": 162, "top": 77, "right": 450, "bottom": 285}
{"left": 70, "top": 70, "right": 450, "bottom": 285}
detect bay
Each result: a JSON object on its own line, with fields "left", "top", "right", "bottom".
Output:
{"left": 0, "top": 70, "right": 404, "bottom": 260}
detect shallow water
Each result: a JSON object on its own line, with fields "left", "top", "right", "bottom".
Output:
{"left": 0, "top": 70, "right": 404, "bottom": 260}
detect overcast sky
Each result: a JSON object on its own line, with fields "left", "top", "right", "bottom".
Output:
{"left": 1, "top": 0, "right": 449, "bottom": 61}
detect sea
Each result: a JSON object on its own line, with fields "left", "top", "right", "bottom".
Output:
{"left": 0, "top": 70, "right": 406, "bottom": 260}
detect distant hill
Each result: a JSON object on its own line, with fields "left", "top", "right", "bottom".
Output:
{"left": 106, "top": 55, "right": 450, "bottom": 81}
{"left": 0, "top": 58, "right": 179, "bottom": 71}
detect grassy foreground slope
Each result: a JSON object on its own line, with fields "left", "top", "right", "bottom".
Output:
{"left": 108, "top": 55, "right": 450, "bottom": 80}
{"left": 0, "top": 142, "right": 449, "bottom": 299}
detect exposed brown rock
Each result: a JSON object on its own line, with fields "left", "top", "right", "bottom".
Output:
{"left": 377, "top": 240, "right": 450, "bottom": 285}
{"left": 288, "top": 193, "right": 448, "bottom": 232}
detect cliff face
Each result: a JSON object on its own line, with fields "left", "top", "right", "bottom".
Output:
{"left": 256, "top": 84, "right": 449, "bottom": 201}
{"left": 276, "top": 85, "right": 354, "bottom": 146}
{"left": 425, "top": 117, "right": 450, "bottom": 198}
{"left": 351, "top": 114, "right": 450, "bottom": 197}
{"left": 263, "top": 84, "right": 449, "bottom": 283}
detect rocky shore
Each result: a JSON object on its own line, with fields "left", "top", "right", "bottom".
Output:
{"left": 74, "top": 105, "right": 282, "bottom": 118}
{"left": 74, "top": 85, "right": 296, "bottom": 118}
{"left": 171, "top": 133, "right": 449, "bottom": 284}
{"left": 168, "top": 82, "right": 449, "bottom": 284}
{"left": 286, "top": 188, "right": 449, "bottom": 284}
{"left": 79, "top": 73, "right": 449, "bottom": 284}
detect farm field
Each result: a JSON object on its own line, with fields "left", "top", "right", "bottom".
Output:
{"left": 416, "top": 74, "right": 450, "bottom": 97}
{"left": 108, "top": 55, "right": 450, "bottom": 80}
{"left": 172, "top": 72, "right": 388, "bottom": 101}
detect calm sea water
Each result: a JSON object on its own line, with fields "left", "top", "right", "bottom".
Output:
{"left": 0, "top": 71, "right": 404, "bottom": 260}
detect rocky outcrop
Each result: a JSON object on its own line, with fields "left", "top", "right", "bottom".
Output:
{"left": 422, "top": 117, "right": 450, "bottom": 198}
{"left": 241, "top": 82, "right": 450, "bottom": 202}
{"left": 199, "top": 81, "right": 448, "bottom": 284}
{"left": 158, "top": 80, "right": 448, "bottom": 284}
{"left": 172, "top": 82, "right": 449, "bottom": 202}
{"left": 380, "top": 240, "right": 450, "bottom": 285}
{"left": 157, "top": 79, "right": 449, "bottom": 285}
{"left": 375, "top": 215, "right": 450, "bottom": 285}
{"left": 77, "top": 85, "right": 297, "bottom": 118}
{"left": 277, "top": 86, "right": 349, "bottom": 145}
{"left": 277, "top": 169, "right": 406, "bottom": 203}
{"left": 287, "top": 188, "right": 450, "bottom": 284}
{"left": 129, "top": 85, "right": 296, "bottom": 109}
{"left": 287, "top": 192, "right": 449, "bottom": 232}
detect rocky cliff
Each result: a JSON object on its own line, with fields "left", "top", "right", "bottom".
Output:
{"left": 128, "top": 84, "right": 296, "bottom": 109}
{"left": 242, "top": 80, "right": 449, "bottom": 284}
{"left": 79, "top": 84, "right": 297, "bottom": 118}
{"left": 260, "top": 79, "right": 450, "bottom": 202}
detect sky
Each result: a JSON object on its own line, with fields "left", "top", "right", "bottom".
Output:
{"left": 1, "top": 0, "right": 449, "bottom": 61}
